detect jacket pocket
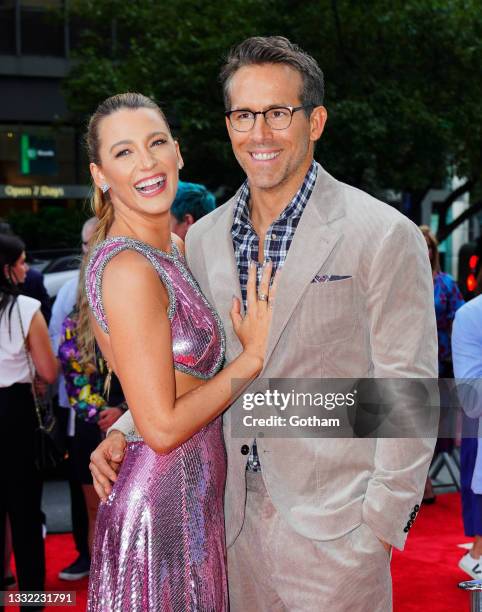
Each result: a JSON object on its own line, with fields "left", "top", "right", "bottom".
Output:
{"left": 297, "top": 277, "right": 357, "bottom": 345}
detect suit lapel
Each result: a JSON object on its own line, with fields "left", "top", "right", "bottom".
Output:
{"left": 201, "top": 165, "right": 346, "bottom": 367}
{"left": 263, "top": 165, "right": 346, "bottom": 370}
{"left": 201, "top": 197, "right": 244, "bottom": 361}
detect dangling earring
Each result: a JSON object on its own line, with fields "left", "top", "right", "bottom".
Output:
{"left": 101, "top": 183, "right": 110, "bottom": 194}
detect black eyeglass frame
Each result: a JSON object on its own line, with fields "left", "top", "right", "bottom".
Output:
{"left": 224, "top": 104, "right": 315, "bottom": 132}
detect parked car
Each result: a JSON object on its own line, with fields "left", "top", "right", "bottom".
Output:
{"left": 29, "top": 250, "right": 81, "bottom": 298}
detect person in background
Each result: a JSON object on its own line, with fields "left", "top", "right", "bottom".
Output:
{"left": 0, "top": 223, "right": 51, "bottom": 324}
{"left": 169, "top": 180, "right": 216, "bottom": 240}
{"left": 452, "top": 293, "right": 482, "bottom": 578}
{"left": 58, "top": 281, "right": 126, "bottom": 553}
{"left": 49, "top": 218, "right": 96, "bottom": 581}
{"left": 0, "top": 234, "right": 57, "bottom": 608}
{"left": 420, "top": 225, "right": 465, "bottom": 378}
{"left": 420, "top": 225, "right": 465, "bottom": 504}
{"left": 0, "top": 224, "right": 51, "bottom": 587}
{"left": 49, "top": 217, "right": 124, "bottom": 579}
{"left": 22, "top": 267, "right": 52, "bottom": 324}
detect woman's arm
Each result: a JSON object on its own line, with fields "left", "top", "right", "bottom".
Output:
{"left": 101, "top": 250, "right": 273, "bottom": 454}
{"left": 28, "top": 310, "right": 58, "bottom": 384}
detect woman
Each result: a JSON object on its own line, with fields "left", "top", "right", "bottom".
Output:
{"left": 420, "top": 225, "right": 464, "bottom": 504}
{"left": 0, "top": 234, "right": 57, "bottom": 607}
{"left": 420, "top": 225, "right": 464, "bottom": 378}
{"left": 82, "top": 93, "right": 275, "bottom": 611}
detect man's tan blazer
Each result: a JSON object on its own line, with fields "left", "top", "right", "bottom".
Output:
{"left": 114, "top": 163, "right": 438, "bottom": 551}
{"left": 185, "top": 163, "right": 437, "bottom": 551}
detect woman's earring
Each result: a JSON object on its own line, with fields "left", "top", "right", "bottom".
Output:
{"left": 101, "top": 183, "right": 110, "bottom": 194}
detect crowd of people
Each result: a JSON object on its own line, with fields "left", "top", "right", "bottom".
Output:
{"left": 0, "top": 34, "right": 481, "bottom": 612}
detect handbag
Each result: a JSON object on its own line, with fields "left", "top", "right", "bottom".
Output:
{"left": 17, "top": 301, "right": 65, "bottom": 471}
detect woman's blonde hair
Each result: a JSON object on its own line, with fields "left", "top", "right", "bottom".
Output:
{"left": 419, "top": 225, "right": 440, "bottom": 274}
{"left": 77, "top": 93, "right": 170, "bottom": 366}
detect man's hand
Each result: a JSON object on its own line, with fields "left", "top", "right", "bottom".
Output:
{"left": 89, "top": 430, "right": 126, "bottom": 501}
{"left": 378, "top": 537, "right": 392, "bottom": 554}
{"left": 97, "top": 407, "right": 124, "bottom": 433}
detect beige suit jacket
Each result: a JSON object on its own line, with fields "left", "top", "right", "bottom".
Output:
{"left": 113, "top": 163, "right": 438, "bottom": 551}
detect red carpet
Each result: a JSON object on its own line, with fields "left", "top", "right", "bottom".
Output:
{"left": 5, "top": 493, "right": 473, "bottom": 610}
{"left": 392, "top": 492, "right": 470, "bottom": 611}
{"left": 6, "top": 535, "right": 87, "bottom": 611}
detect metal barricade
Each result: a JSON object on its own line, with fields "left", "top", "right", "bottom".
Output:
{"left": 459, "top": 579, "right": 482, "bottom": 611}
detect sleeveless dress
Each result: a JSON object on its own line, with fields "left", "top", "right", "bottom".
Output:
{"left": 84, "top": 236, "right": 227, "bottom": 612}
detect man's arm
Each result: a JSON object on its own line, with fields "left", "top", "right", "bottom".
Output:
{"left": 362, "top": 217, "right": 438, "bottom": 550}
{"left": 107, "top": 409, "right": 136, "bottom": 436}
{"left": 452, "top": 300, "right": 482, "bottom": 417}
{"left": 48, "top": 277, "right": 78, "bottom": 352}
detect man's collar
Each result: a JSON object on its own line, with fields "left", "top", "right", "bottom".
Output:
{"left": 232, "top": 160, "right": 317, "bottom": 227}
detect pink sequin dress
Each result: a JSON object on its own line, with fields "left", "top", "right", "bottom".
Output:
{"left": 85, "top": 236, "right": 227, "bottom": 611}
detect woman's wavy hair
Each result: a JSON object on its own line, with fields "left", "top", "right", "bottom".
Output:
{"left": 0, "top": 234, "right": 25, "bottom": 329}
{"left": 77, "top": 93, "right": 169, "bottom": 364}
{"left": 419, "top": 225, "right": 440, "bottom": 274}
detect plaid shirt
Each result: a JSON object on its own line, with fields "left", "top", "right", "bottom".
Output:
{"left": 231, "top": 161, "right": 318, "bottom": 470}
{"left": 232, "top": 160, "right": 318, "bottom": 309}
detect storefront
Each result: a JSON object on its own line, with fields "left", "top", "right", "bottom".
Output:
{"left": 0, "top": 183, "right": 90, "bottom": 215}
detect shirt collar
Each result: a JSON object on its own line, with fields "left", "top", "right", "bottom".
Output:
{"left": 232, "top": 160, "right": 318, "bottom": 228}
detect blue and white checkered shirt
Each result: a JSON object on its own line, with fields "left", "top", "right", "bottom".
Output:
{"left": 232, "top": 160, "right": 318, "bottom": 308}
{"left": 231, "top": 160, "right": 318, "bottom": 470}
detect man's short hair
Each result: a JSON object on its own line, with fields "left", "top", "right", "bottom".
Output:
{"left": 171, "top": 182, "right": 216, "bottom": 223}
{"left": 220, "top": 36, "right": 324, "bottom": 113}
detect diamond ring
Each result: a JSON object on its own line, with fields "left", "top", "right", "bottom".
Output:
{"left": 258, "top": 292, "right": 268, "bottom": 302}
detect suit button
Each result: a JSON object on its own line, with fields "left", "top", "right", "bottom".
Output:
{"left": 241, "top": 445, "right": 250, "bottom": 455}
{"left": 410, "top": 512, "right": 417, "bottom": 520}
{"left": 414, "top": 504, "right": 420, "bottom": 512}
{"left": 404, "top": 526, "right": 409, "bottom": 533}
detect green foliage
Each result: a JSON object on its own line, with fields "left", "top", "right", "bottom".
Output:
{"left": 65, "top": 0, "right": 482, "bottom": 213}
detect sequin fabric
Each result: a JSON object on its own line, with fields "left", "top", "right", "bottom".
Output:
{"left": 85, "top": 236, "right": 225, "bottom": 380}
{"left": 85, "top": 236, "right": 228, "bottom": 611}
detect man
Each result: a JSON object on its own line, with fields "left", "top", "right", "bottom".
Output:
{"left": 169, "top": 180, "right": 216, "bottom": 240}
{"left": 90, "top": 36, "right": 437, "bottom": 610}
{"left": 452, "top": 295, "right": 482, "bottom": 578}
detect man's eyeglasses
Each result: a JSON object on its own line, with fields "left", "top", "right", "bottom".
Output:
{"left": 225, "top": 105, "right": 314, "bottom": 132}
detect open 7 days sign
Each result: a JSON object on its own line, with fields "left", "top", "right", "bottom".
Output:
{"left": 20, "top": 134, "right": 58, "bottom": 176}
{"left": 0, "top": 184, "right": 90, "bottom": 199}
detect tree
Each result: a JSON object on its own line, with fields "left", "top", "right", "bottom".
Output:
{"left": 65, "top": 0, "right": 482, "bottom": 238}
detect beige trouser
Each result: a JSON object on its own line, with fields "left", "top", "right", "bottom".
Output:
{"left": 227, "top": 473, "right": 393, "bottom": 612}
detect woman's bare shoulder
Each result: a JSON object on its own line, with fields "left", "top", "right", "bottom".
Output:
{"left": 102, "top": 249, "right": 161, "bottom": 295}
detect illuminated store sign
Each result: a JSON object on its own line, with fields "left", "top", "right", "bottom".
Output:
{"left": 0, "top": 184, "right": 90, "bottom": 199}
{"left": 20, "top": 134, "right": 58, "bottom": 176}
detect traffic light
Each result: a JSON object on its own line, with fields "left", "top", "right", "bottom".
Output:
{"left": 458, "top": 238, "right": 482, "bottom": 300}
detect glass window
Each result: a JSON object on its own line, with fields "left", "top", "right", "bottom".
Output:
{"left": 21, "top": 1, "right": 65, "bottom": 56}
{"left": 0, "top": 1, "right": 16, "bottom": 54}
